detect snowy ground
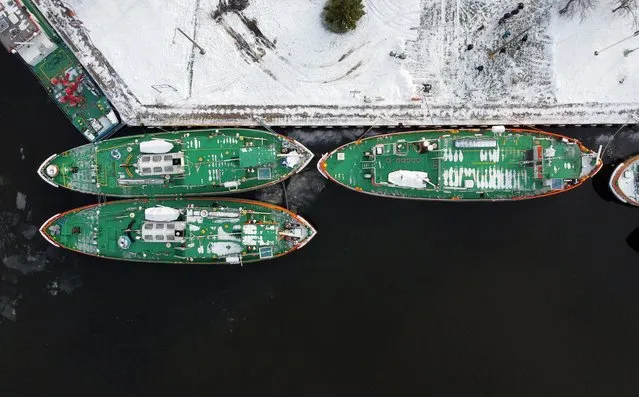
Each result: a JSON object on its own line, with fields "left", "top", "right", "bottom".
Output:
{"left": 36, "top": 0, "right": 639, "bottom": 125}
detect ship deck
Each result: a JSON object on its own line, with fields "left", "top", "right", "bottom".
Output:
{"left": 44, "top": 129, "right": 312, "bottom": 197}
{"left": 321, "top": 129, "right": 598, "bottom": 200}
{"left": 40, "top": 198, "right": 315, "bottom": 264}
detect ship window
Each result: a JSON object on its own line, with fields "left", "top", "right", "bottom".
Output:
{"left": 152, "top": 155, "right": 162, "bottom": 161}
{"left": 259, "top": 247, "right": 274, "bottom": 259}
{"left": 153, "top": 167, "right": 163, "bottom": 173}
{"left": 144, "top": 235, "right": 153, "bottom": 240}
{"left": 164, "top": 166, "right": 174, "bottom": 173}
{"left": 142, "top": 167, "right": 152, "bottom": 173}
{"left": 166, "top": 224, "right": 175, "bottom": 229}
{"left": 172, "top": 158, "right": 182, "bottom": 165}
{"left": 156, "top": 223, "right": 165, "bottom": 229}
{"left": 257, "top": 168, "right": 272, "bottom": 180}
{"left": 155, "top": 235, "right": 164, "bottom": 240}
{"left": 164, "top": 155, "right": 172, "bottom": 161}
{"left": 141, "top": 156, "right": 151, "bottom": 163}
{"left": 144, "top": 223, "right": 153, "bottom": 229}
{"left": 166, "top": 235, "right": 175, "bottom": 241}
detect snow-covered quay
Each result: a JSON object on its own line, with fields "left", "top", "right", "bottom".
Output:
{"left": 36, "top": 0, "right": 639, "bottom": 126}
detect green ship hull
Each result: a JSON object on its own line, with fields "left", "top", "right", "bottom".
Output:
{"left": 39, "top": 198, "right": 316, "bottom": 264}
{"left": 318, "top": 128, "right": 602, "bottom": 201}
{"left": 38, "top": 128, "right": 314, "bottom": 197}
{"left": 1, "top": 0, "right": 121, "bottom": 141}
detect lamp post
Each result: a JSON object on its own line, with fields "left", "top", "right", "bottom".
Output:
{"left": 176, "top": 28, "right": 206, "bottom": 55}
{"left": 623, "top": 46, "right": 639, "bottom": 57}
{"left": 594, "top": 30, "right": 639, "bottom": 56}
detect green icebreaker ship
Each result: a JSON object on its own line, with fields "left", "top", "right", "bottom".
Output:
{"left": 318, "top": 128, "right": 602, "bottom": 201}
{"left": 0, "top": 0, "right": 122, "bottom": 141}
{"left": 39, "top": 198, "right": 316, "bottom": 264}
{"left": 38, "top": 128, "right": 314, "bottom": 197}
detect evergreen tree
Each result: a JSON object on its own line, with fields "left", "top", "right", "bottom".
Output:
{"left": 323, "top": 0, "right": 365, "bottom": 33}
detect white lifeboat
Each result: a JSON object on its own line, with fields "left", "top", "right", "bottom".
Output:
{"left": 388, "top": 170, "right": 430, "bottom": 189}
{"left": 140, "top": 139, "right": 174, "bottom": 154}
{"left": 144, "top": 206, "right": 180, "bottom": 222}
{"left": 284, "top": 151, "right": 302, "bottom": 168}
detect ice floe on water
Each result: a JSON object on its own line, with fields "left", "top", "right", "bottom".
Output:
{"left": 254, "top": 183, "right": 284, "bottom": 207}
{"left": 253, "top": 170, "right": 327, "bottom": 213}
{"left": 254, "top": 127, "right": 359, "bottom": 212}
{"left": 285, "top": 171, "right": 327, "bottom": 214}
{"left": 15, "top": 192, "right": 26, "bottom": 210}
{"left": 0, "top": 195, "right": 82, "bottom": 323}
{"left": 18, "top": 223, "right": 38, "bottom": 240}
{"left": 0, "top": 212, "right": 20, "bottom": 255}
{"left": 0, "top": 294, "right": 18, "bottom": 322}
{"left": 3, "top": 251, "right": 50, "bottom": 275}
{"left": 590, "top": 125, "right": 639, "bottom": 162}
{"left": 47, "top": 270, "right": 83, "bottom": 296}
{"left": 287, "top": 128, "right": 363, "bottom": 149}
{"left": 286, "top": 127, "right": 388, "bottom": 151}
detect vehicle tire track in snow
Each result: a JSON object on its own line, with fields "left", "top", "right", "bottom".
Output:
{"left": 322, "top": 61, "right": 363, "bottom": 83}
{"left": 216, "top": 16, "right": 264, "bottom": 62}
{"left": 212, "top": 6, "right": 282, "bottom": 81}
{"left": 337, "top": 42, "right": 370, "bottom": 62}
{"left": 219, "top": 19, "right": 278, "bottom": 80}
{"left": 235, "top": 11, "right": 275, "bottom": 50}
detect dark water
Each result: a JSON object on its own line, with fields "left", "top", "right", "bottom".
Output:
{"left": 2, "top": 49, "right": 639, "bottom": 396}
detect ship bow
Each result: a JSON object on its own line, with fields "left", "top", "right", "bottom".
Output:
{"left": 609, "top": 156, "right": 639, "bottom": 205}
{"left": 39, "top": 213, "right": 62, "bottom": 247}
{"left": 37, "top": 153, "right": 61, "bottom": 188}
{"left": 316, "top": 153, "right": 331, "bottom": 179}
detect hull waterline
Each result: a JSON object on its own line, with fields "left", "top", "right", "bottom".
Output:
{"left": 319, "top": 128, "right": 602, "bottom": 201}
{"left": 40, "top": 198, "right": 317, "bottom": 265}
{"left": 38, "top": 128, "right": 314, "bottom": 197}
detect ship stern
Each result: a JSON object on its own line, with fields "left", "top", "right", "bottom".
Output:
{"left": 578, "top": 143, "right": 603, "bottom": 181}
{"left": 294, "top": 140, "right": 315, "bottom": 174}
{"left": 281, "top": 136, "right": 315, "bottom": 174}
